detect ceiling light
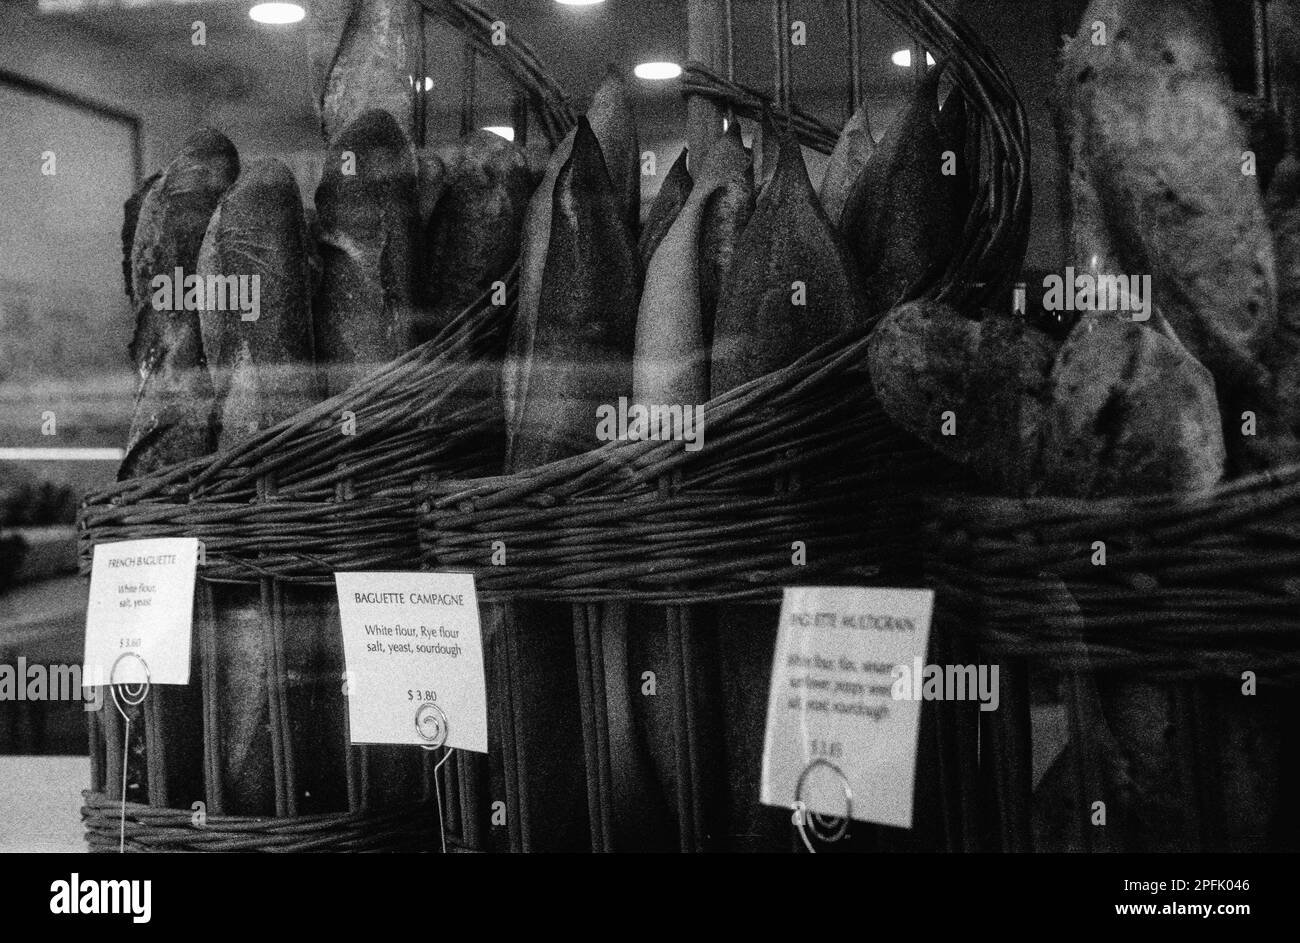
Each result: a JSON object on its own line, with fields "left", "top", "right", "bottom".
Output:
{"left": 634, "top": 61, "right": 682, "bottom": 81}
{"left": 891, "top": 49, "right": 937, "bottom": 68}
{"left": 249, "top": 3, "right": 304, "bottom": 25}
{"left": 483, "top": 126, "right": 515, "bottom": 141}
{"left": 555, "top": 0, "right": 606, "bottom": 5}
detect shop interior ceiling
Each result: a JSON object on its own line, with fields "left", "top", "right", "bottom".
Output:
{"left": 28, "top": 0, "right": 928, "bottom": 178}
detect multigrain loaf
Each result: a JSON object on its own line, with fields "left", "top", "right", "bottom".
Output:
{"left": 1039, "top": 317, "right": 1225, "bottom": 497}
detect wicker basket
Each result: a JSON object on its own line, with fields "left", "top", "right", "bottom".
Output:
{"left": 76, "top": 0, "right": 573, "bottom": 852}
{"left": 925, "top": 472, "right": 1300, "bottom": 852}
{"left": 418, "top": 0, "right": 1031, "bottom": 852}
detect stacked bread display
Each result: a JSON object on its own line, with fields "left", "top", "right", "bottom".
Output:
{"left": 871, "top": 0, "right": 1289, "bottom": 851}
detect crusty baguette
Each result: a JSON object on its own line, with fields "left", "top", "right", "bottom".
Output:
{"left": 314, "top": 0, "right": 418, "bottom": 145}
{"left": 868, "top": 301, "right": 1058, "bottom": 496}
{"left": 710, "top": 128, "right": 865, "bottom": 395}
{"left": 314, "top": 109, "right": 419, "bottom": 396}
{"left": 121, "top": 128, "right": 238, "bottom": 481}
{"left": 840, "top": 69, "right": 954, "bottom": 318}
{"left": 698, "top": 123, "right": 756, "bottom": 352}
{"left": 505, "top": 70, "right": 641, "bottom": 455}
{"left": 1063, "top": 0, "right": 1276, "bottom": 398}
{"left": 417, "top": 131, "right": 533, "bottom": 343}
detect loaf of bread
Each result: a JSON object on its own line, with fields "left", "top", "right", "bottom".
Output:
{"left": 314, "top": 109, "right": 419, "bottom": 396}
{"left": 697, "top": 123, "right": 755, "bottom": 351}
{"left": 1062, "top": 0, "right": 1276, "bottom": 398}
{"left": 122, "top": 128, "right": 239, "bottom": 480}
{"left": 417, "top": 130, "right": 533, "bottom": 343}
{"left": 314, "top": 0, "right": 418, "bottom": 145}
{"left": 710, "top": 129, "right": 865, "bottom": 394}
{"left": 840, "top": 70, "right": 954, "bottom": 318}
{"left": 505, "top": 69, "right": 641, "bottom": 451}
{"left": 868, "top": 301, "right": 1058, "bottom": 495}
{"left": 818, "top": 102, "right": 875, "bottom": 228}
{"left": 199, "top": 158, "right": 318, "bottom": 447}
{"left": 637, "top": 149, "right": 692, "bottom": 272}
{"left": 508, "top": 117, "right": 640, "bottom": 471}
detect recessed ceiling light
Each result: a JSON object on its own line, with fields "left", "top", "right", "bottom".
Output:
{"left": 249, "top": 3, "right": 304, "bottom": 25}
{"left": 634, "top": 61, "right": 683, "bottom": 81}
{"left": 483, "top": 126, "right": 515, "bottom": 141}
{"left": 891, "top": 49, "right": 937, "bottom": 68}
{"left": 555, "top": 0, "right": 605, "bottom": 6}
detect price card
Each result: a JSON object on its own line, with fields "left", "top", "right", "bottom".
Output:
{"left": 83, "top": 538, "right": 199, "bottom": 688}
{"left": 760, "top": 586, "right": 935, "bottom": 829}
{"left": 334, "top": 572, "right": 487, "bottom": 753}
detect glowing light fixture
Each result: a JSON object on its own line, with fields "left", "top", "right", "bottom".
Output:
{"left": 555, "top": 0, "right": 605, "bottom": 6}
{"left": 483, "top": 126, "right": 515, "bottom": 141}
{"left": 250, "top": 3, "right": 304, "bottom": 25}
{"left": 634, "top": 61, "right": 683, "bottom": 81}
{"left": 891, "top": 48, "right": 937, "bottom": 68}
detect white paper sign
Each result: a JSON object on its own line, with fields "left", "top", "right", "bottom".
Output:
{"left": 334, "top": 572, "right": 487, "bottom": 753}
{"left": 83, "top": 538, "right": 199, "bottom": 688}
{"left": 760, "top": 586, "right": 934, "bottom": 829}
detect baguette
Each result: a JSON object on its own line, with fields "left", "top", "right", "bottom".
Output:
{"left": 122, "top": 128, "right": 239, "bottom": 481}
{"left": 698, "top": 123, "right": 756, "bottom": 352}
{"left": 314, "top": 0, "right": 418, "bottom": 145}
{"left": 417, "top": 131, "right": 533, "bottom": 343}
{"left": 505, "top": 117, "right": 641, "bottom": 849}
{"left": 118, "top": 128, "right": 238, "bottom": 809}
{"left": 314, "top": 109, "right": 419, "bottom": 396}
{"left": 840, "top": 69, "right": 954, "bottom": 318}
{"left": 710, "top": 128, "right": 865, "bottom": 395}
